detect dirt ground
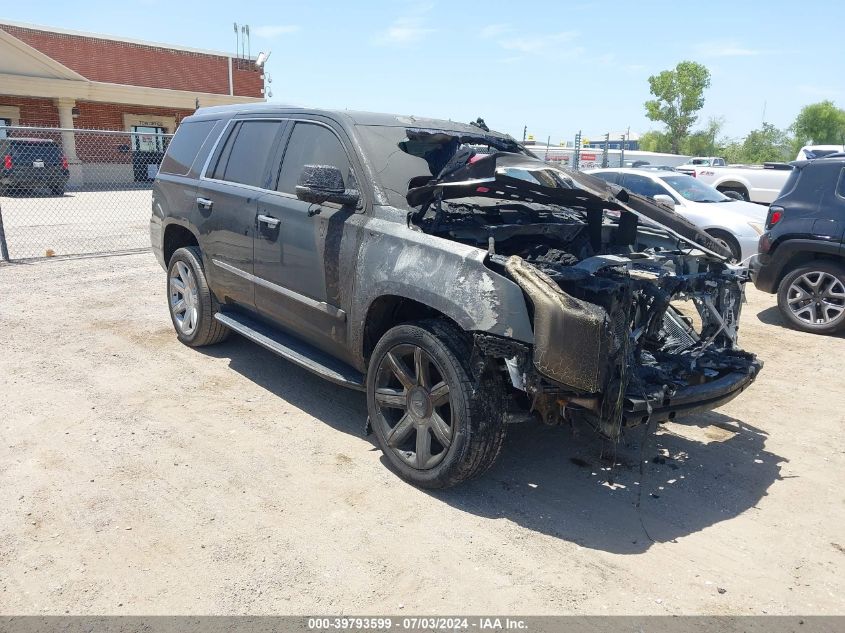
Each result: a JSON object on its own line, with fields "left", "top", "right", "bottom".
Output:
{"left": 1, "top": 251, "right": 843, "bottom": 615}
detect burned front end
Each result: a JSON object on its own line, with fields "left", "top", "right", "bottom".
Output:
{"left": 403, "top": 131, "right": 762, "bottom": 438}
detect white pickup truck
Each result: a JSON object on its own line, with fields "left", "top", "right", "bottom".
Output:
{"left": 682, "top": 163, "right": 792, "bottom": 204}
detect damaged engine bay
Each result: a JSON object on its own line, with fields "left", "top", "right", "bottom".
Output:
{"left": 402, "top": 129, "right": 762, "bottom": 439}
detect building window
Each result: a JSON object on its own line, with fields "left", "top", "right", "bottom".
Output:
{"left": 0, "top": 118, "right": 10, "bottom": 139}
{"left": 131, "top": 125, "right": 167, "bottom": 153}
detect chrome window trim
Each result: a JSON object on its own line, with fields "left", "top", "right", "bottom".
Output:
{"left": 212, "top": 259, "right": 346, "bottom": 322}
{"left": 198, "top": 117, "right": 287, "bottom": 194}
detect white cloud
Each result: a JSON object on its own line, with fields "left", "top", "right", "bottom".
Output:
{"left": 374, "top": 15, "right": 435, "bottom": 45}
{"left": 694, "top": 41, "right": 760, "bottom": 58}
{"left": 498, "top": 31, "right": 581, "bottom": 57}
{"left": 374, "top": 4, "right": 437, "bottom": 46}
{"left": 479, "top": 23, "right": 511, "bottom": 39}
{"left": 252, "top": 25, "right": 300, "bottom": 39}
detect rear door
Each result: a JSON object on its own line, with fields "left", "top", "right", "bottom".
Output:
{"left": 253, "top": 119, "right": 361, "bottom": 353}
{"left": 195, "top": 118, "right": 286, "bottom": 309}
{"left": 818, "top": 166, "right": 845, "bottom": 251}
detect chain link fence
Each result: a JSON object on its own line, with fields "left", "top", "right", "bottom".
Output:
{"left": 0, "top": 124, "right": 687, "bottom": 262}
{"left": 0, "top": 125, "right": 172, "bottom": 261}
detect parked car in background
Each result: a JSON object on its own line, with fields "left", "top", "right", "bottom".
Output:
{"left": 587, "top": 168, "right": 766, "bottom": 262}
{"left": 0, "top": 137, "right": 69, "bottom": 195}
{"left": 677, "top": 156, "right": 727, "bottom": 174}
{"left": 795, "top": 144, "right": 845, "bottom": 161}
{"left": 751, "top": 156, "right": 845, "bottom": 334}
{"left": 685, "top": 162, "right": 793, "bottom": 204}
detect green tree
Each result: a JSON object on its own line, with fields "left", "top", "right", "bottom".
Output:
{"left": 720, "top": 123, "right": 792, "bottom": 164}
{"left": 638, "top": 130, "right": 672, "bottom": 153}
{"left": 644, "top": 61, "right": 711, "bottom": 154}
{"left": 680, "top": 117, "right": 723, "bottom": 156}
{"left": 792, "top": 101, "right": 845, "bottom": 145}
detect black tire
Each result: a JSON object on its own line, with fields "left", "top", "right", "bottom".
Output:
{"left": 50, "top": 185, "right": 65, "bottom": 196}
{"left": 718, "top": 186, "right": 749, "bottom": 201}
{"left": 776, "top": 262, "right": 845, "bottom": 335}
{"left": 367, "top": 319, "right": 507, "bottom": 489}
{"left": 166, "top": 246, "right": 230, "bottom": 346}
{"left": 706, "top": 229, "right": 742, "bottom": 263}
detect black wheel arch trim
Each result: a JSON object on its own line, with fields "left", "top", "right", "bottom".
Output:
{"left": 755, "top": 238, "right": 844, "bottom": 293}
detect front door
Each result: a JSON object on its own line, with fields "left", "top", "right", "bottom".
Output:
{"left": 253, "top": 120, "right": 359, "bottom": 353}
{"left": 194, "top": 118, "right": 286, "bottom": 310}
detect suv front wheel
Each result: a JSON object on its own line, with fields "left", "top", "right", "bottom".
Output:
{"left": 776, "top": 262, "right": 845, "bottom": 334}
{"left": 367, "top": 319, "right": 507, "bottom": 489}
{"left": 167, "top": 246, "right": 230, "bottom": 346}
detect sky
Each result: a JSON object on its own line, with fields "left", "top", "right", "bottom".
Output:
{"left": 4, "top": 0, "right": 843, "bottom": 144}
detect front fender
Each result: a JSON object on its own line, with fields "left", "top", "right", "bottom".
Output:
{"left": 350, "top": 214, "right": 534, "bottom": 363}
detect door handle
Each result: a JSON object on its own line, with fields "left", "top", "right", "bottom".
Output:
{"left": 196, "top": 197, "right": 213, "bottom": 210}
{"left": 257, "top": 214, "right": 280, "bottom": 228}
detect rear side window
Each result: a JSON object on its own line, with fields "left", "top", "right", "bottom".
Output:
{"left": 11, "top": 141, "right": 62, "bottom": 164}
{"left": 210, "top": 120, "right": 283, "bottom": 188}
{"left": 591, "top": 171, "right": 619, "bottom": 185}
{"left": 159, "top": 120, "right": 216, "bottom": 176}
{"left": 837, "top": 169, "right": 845, "bottom": 198}
{"left": 276, "top": 123, "right": 353, "bottom": 195}
{"left": 779, "top": 168, "right": 802, "bottom": 197}
{"left": 621, "top": 173, "right": 670, "bottom": 198}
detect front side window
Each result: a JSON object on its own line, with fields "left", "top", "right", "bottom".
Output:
{"left": 211, "top": 120, "right": 283, "bottom": 188}
{"left": 276, "top": 122, "right": 353, "bottom": 195}
{"left": 659, "top": 174, "right": 728, "bottom": 203}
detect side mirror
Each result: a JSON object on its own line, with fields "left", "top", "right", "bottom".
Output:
{"left": 295, "top": 164, "right": 360, "bottom": 206}
{"left": 653, "top": 194, "right": 676, "bottom": 209}
{"left": 722, "top": 190, "right": 743, "bottom": 201}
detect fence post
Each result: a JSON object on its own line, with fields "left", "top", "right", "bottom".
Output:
{"left": 0, "top": 199, "right": 9, "bottom": 262}
{"left": 573, "top": 131, "right": 582, "bottom": 171}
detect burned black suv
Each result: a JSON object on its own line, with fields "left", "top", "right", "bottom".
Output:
{"left": 151, "top": 105, "right": 761, "bottom": 488}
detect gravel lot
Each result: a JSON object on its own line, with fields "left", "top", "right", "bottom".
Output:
{"left": 1, "top": 252, "right": 843, "bottom": 615}
{"left": 0, "top": 190, "right": 150, "bottom": 259}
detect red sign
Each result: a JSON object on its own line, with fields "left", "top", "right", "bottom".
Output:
{"left": 581, "top": 153, "right": 597, "bottom": 161}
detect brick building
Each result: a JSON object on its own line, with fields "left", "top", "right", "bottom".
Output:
{"left": 0, "top": 20, "right": 264, "bottom": 185}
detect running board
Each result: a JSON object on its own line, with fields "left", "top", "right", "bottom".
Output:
{"left": 214, "top": 312, "right": 365, "bottom": 391}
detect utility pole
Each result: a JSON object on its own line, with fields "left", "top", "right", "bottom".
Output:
{"left": 523, "top": 125, "right": 527, "bottom": 142}
{"left": 233, "top": 23, "right": 239, "bottom": 60}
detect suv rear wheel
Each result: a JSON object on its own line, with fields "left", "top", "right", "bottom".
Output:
{"left": 777, "top": 262, "right": 845, "bottom": 334}
{"left": 167, "top": 246, "right": 230, "bottom": 346}
{"left": 367, "top": 319, "right": 506, "bottom": 489}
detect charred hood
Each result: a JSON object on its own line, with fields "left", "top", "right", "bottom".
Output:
{"left": 405, "top": 147, "right": 733, "bottom": 261}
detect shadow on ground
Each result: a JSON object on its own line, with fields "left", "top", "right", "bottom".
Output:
{"left": 203, "top": 335, "right": 785, "bottom": 555}
{"left": 756, "top": 305, "right": 787, "bottom": 327}
{"left": 757, "top": 305, "right": 845, "bottom": 338}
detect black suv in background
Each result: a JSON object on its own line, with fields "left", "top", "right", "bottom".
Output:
{"left": 0, "top": 137, "right": 69, "bottom": 195}
{"left": 752, "top": 157, "right": 845, "bottom": 334}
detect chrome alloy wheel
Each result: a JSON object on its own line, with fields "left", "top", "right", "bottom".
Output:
{"left": 373, "top": 344, "right": 453, "bottom": 470}
{"left": 786, "top": 271, "right": 845, "bottom": 326}
{"left": 169, "top": 260, "right": 200, "bottom": 335}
